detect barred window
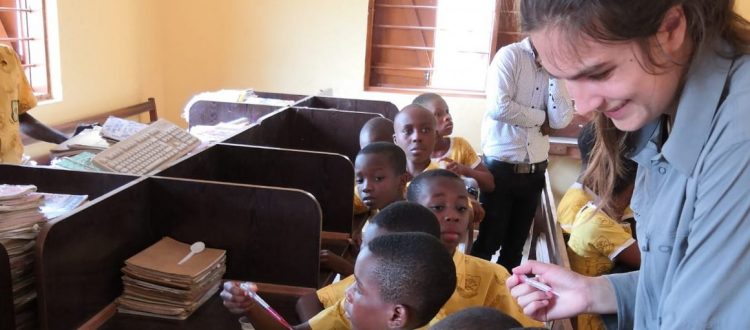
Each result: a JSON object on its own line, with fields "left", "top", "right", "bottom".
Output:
{"left": 1, "top": 0, "right": 52, "bottom": 100}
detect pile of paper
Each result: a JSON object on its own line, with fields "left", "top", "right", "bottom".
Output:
{"left": 117, "top": 237, "right": 226, "bottom": 320}
{"left": 0, "top": 185, "right": 45, "bottom": 329}
{"left": 49, "top": 126, "right": 111, "bottom": 158}
{"left": 0, "top": 184, "right": 89, "bottom": 328}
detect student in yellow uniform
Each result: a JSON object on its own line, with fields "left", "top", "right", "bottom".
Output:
{"left": 325, "top": 142, "right": 409, "bottom": 278}
{"left": 353, "top": 117, "right": 397, "bottom": 215}
{"left": 306, "top": 202, "right": 446, "bottom": 329}
{"left": 413, "top": 93, "right": 495, "bottom": 193}
{"left": 296, "top": 201, "right": 442, "bottom": 321}
{"left": 406, "top": 169, "right": 542, "bottom": 327}
{"left": 567, "top": 158, "right": 640, "bottom": 330}
{"left": 222, "top": 231, "right": 456, "bottom": 330}
{"left": 556, "top": 122, "right": 595, "bottom": 233}
{"left": 0, "top": 45, "right": 66, "bottom": 164}
{"left": 392, "top": 104, "right": 440, "bottom": 178}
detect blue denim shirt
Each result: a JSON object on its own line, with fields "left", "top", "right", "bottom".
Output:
{"left": 607, "top": 40, "right": 750, "bottom": 329}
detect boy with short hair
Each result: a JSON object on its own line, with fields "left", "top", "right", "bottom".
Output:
{"left": 413, "top": 93, "right": 495, "bottom": 193}
{"left": 298, "top": 201, "right": 442, "bottom": 321}
{"left": 222, "top": 231, "right": 455, "bottom": 330}
{"left": 339, "top": 142, "right": 410, "bottom": 276}
{"left": 344, "top": 233, "right": 456, "bottom": 329}
{"left": 392, "top": 104, "right": 440, "bottom": 178}
{"left": 354, "top": 142, "right": 408, "bottom": 212}
{"left": 406, "top": 169, "right": 542, "bottom": 327}
{"left": 359, "top": 117, "right": 394, "bottom": 149}
{"left": 352, "top": 140, "right": 407, "bottom": 216}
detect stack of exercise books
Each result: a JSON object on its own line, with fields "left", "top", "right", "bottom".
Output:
{"left": 116, "top": 237, "right": 226, "bottom": 320}
{"left": 0, "top": 185, "right": 86, "bottom": 329}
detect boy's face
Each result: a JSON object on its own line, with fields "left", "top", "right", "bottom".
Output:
{"left": 416, "top": 178, "right": 471, "bottom": 253}
{"left": 393, "top": 110, "right": 437, "bottom": 164}
{"left": 345, "top": 248, "right": 395, "bottom": 330}
{"left": 422, "top": 98, "right": 453, "bottom": 137}
{"left": 355, "top": 153, "right": 406, "bottom": 211}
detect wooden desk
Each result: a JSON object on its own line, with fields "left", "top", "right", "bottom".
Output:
{"left": 36, "top": 177, "right": 322, "bottom": 330}
{"left": 0, "top": 165, "right": 137, "bottom": 330}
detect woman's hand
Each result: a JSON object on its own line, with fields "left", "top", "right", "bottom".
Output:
{"left": 507, "top": 261, "right": 606, "bottom": 321}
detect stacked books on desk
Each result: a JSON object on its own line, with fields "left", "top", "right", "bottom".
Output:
{"left": 0, "top": 184, "right": 45, "bottom": 329}
{"left": 116, "top": 237, "right": 226, "bottom": 320}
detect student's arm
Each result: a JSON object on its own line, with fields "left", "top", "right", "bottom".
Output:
{"left": 296, "top": 292, "right": 325, "bottom": 322}
{"left": 612, "top": 242, "right": 640, "bottom": 269}
{"left": 222, "top": 281, "right": 305, "bottom": 330}
{"left": 320, "top": 250, "right": 354, "bottom": 276}
{"left": 461, "top": 162, "right": 495, "bottom": 192}
{"left": 19, "top": 113, "right": 67, "bottom": 144}
{"left": 486, "top": 48, "right": 546, "bottom": 128}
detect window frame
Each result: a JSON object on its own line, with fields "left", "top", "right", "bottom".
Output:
{"left": 363, "top": 0, "right": 521, "bottom": 98}
{"left": 0, "top": 0, "right": 53, "bottom": 101}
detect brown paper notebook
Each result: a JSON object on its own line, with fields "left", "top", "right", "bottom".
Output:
{"left": 125, "top": 237, "right": 226, "bottom": 279}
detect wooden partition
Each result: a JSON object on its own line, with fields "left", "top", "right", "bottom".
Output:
{"left": 226, "top": 107, "right": 381, "bottom": 162}
{"left": 157, "top": 144, "right": 354, "bottom": 235}
{"left": 35, "top": 177, "right": 322, "bottom": 330}
{"left": 188, "top": 101, "right": 280, "bottom": 128}
{"left": 294, "top": 95, "right": 399, "bottom": 120}
{"left": 0, "top": 165, "right": 137, "bottom": 330}
{"left": 187, "top": 91, "right": 305, "bottom": 128}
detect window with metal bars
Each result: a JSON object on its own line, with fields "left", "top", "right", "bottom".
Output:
{"left": 364, "top": 0, "right": 521, "bottom": 96}
{"left": 0, "top": 0, "right": 51, "bottom": 100}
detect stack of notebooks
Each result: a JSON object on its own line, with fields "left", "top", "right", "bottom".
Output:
{"left": 0, "top": 184, "right": 87, "bottom": 329}
{"left": 117, "top": 237, "right": 226, "bottom": 320}
{"left": 0, "top": 184, "right": 45, "bottom": 329}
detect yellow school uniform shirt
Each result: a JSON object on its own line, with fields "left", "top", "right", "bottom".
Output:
{"left": 317, "top": 275, "right": 355, "bottom": 308}
{"left": 567, "top": 202, "right": 636, "bottom": 330}
{"left": 428, "top": 251, "right": 542, "bottom": 327}
{"left": 0, "top": 45, "right": 36, "bottom": 164}
{"left": 308, "top": 251, "right": 542, "bottom": 329}
{"left": 432, "top": 136, "right": 481, "bottom": 168}
{"left": 557, "top": 183, "right": 592, "bottom": 234}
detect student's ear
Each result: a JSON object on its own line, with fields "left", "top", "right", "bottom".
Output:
{"left": 656, "top": 5, "right": 687, "bottom": 57}
{"left": 392, "top": 133, "right": 397, "bottom": 144}
{"left": 386, "top": 304, "right": 409, "bottom": 329}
